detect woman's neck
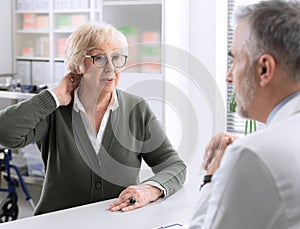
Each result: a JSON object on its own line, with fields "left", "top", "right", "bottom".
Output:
{"left": 78, "top": 85, "right": 112, "bottom": 112}
{"left": 78, "top": 87, "right": 113, "bottom": 133}
{"left": 95, "top": 92, "right": 112, "bottom": 112}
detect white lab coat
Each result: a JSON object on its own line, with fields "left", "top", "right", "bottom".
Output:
{"left": 189, "top": 95, "right": 300, "bottom": 229}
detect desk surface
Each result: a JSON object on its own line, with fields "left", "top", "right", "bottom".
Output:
{"left": 0, "top": 170, "right": 202, "bottom": 229}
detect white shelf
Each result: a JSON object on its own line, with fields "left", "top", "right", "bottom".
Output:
{"left": 53, "top": 29, "right": 75, "bottom": 33}
{"left": 0, "top": 91, "right": 35, "bottom": 100}
{"left": 15, "top": 10, "right": 49, "bottom": 14}
{"left": 54, "top": 57, "right": 64, "bottom": 62}
{"left": 53, "top": 9, "right": 91, "bottom": 13}
{"left": 16, "top": 56, "right": 50, "bottom": 61}
{"left": 104, "top": 0, "right": 162, "bottom": 6}
{"left": 16, "top": 30, "right": 49, "bottom": 34}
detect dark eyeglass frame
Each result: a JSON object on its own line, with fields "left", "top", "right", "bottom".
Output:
{"left": 84, "top": 54, "right": 128, "bottom": 68}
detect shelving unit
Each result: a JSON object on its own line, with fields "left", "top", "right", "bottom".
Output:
{"left": 13, "top": 0, "right": 93, "bottom": 85}
{"left": 12, "top": 0, "right": 163, "bottom": 84}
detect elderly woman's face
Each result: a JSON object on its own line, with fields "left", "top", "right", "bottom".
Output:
{"left": 81, "top": 43, "right": 125, "bottom": 94}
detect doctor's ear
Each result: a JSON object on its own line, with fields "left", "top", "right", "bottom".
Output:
{"left": 257, "top": 54, "right": 275, "bottom": 87}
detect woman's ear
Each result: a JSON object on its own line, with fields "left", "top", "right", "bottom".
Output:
{"left": 78, "top": 65, "right": 85, "bottom": 74}
{"left": 74, "top": 65, "right": 84, "bottom": 75}
{"left": 257, "top": 54, "right": 276, "bottom": 87}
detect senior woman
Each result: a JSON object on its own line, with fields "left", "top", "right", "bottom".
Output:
{"left": 0, "top": 22, "right": 186, "bottom": 215}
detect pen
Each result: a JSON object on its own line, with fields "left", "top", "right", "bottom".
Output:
{"left": 153, "top": 223, "right": 183, "bottom": 228}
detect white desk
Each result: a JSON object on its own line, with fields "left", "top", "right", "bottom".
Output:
{"left": 0, "top": 170, "right": 202, "bottom": 229}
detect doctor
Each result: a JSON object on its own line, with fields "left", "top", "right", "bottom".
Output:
{"left": 189, "top": 0, "right": 300, "bottom": 228}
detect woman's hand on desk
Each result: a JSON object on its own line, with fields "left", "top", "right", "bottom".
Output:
{"left": 107, "top": 184, "right": 162, "bottom": 212}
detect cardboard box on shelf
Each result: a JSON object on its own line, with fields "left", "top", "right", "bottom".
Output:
{"left": 34, "top": 0, "right": 49, "bottom": 10}
{"left": 54, "top": 0, "right": 72, "bottom": 10}
{"left": 36, "top": 15, "right": 49, "bottom": 30}
{"left": 141, "top": 32, "right": 161, "bottom": 73}
{"left": 56, "top": 15, "right": 71, "bottom": 29}
{"left": 56, "top": 37, "right": 67, "bottom": 58}
{"left": 72, "top": 0, "right": 89, "bottom": 9}
{"left": 71, "top": 14, "right": 88, "bottom": 28}
{"left": 35, "top": 37, "right": 49, "bottom": 57}
{"left": 23, "top": 13, "right": 36, "bottom": 30}
{"left": 22, "top": 47, "right": 34, "bottom": 57}
{"left": 118, "top": 26, "right": 140, "bottom": 72}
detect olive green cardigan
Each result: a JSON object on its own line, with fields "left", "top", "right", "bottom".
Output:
{"left": 0, "top": 89, "right": 186, "bottom": 215}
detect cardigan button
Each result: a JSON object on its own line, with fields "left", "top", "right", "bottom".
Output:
{"left": 95, "top": 182, "right": 101, "bottom": 189}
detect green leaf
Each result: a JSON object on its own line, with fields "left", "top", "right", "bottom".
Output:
{"left": 229, "top": 92, "right": 237, "bottom": 112}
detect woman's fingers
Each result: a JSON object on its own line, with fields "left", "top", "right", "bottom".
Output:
{"left": 107, "top": 189, "right": 141, "bottom": 212}
{"left": 52, "top": 72, "right": 82, "bottom": 106}
{"left": 107, "top": 184, "right": 161, "bottom": 212}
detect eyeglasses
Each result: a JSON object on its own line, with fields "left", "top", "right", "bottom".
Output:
{"left": 84, "top": 54, "right": 128, "bottom": 68}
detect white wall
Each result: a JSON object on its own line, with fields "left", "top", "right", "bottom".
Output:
{"left": 164, "top": 0, "right": 228, "bottom": 175}
{"left": 189, "top": 0, "right": 228, "bottom": 173}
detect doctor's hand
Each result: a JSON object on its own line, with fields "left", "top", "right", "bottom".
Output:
{"left": 203, "top": 132, "right": 239, "bottom": 175}
{"left": 107, "top": 184, "right": 162, "bottom": 212}
{"left": 51, "top": 72, "right": 82, "bottom": 106}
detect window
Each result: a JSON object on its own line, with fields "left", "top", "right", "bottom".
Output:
{"left": 226, "top": 0, "right": 265, "bottom": 134}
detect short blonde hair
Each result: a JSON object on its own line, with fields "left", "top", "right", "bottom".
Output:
{"left": 64, "top": 22, "right": 128, "bottom": 73}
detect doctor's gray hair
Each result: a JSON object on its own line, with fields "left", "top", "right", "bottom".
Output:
{"left": 235, "top": 0, "right": 300, "bottom": 81}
